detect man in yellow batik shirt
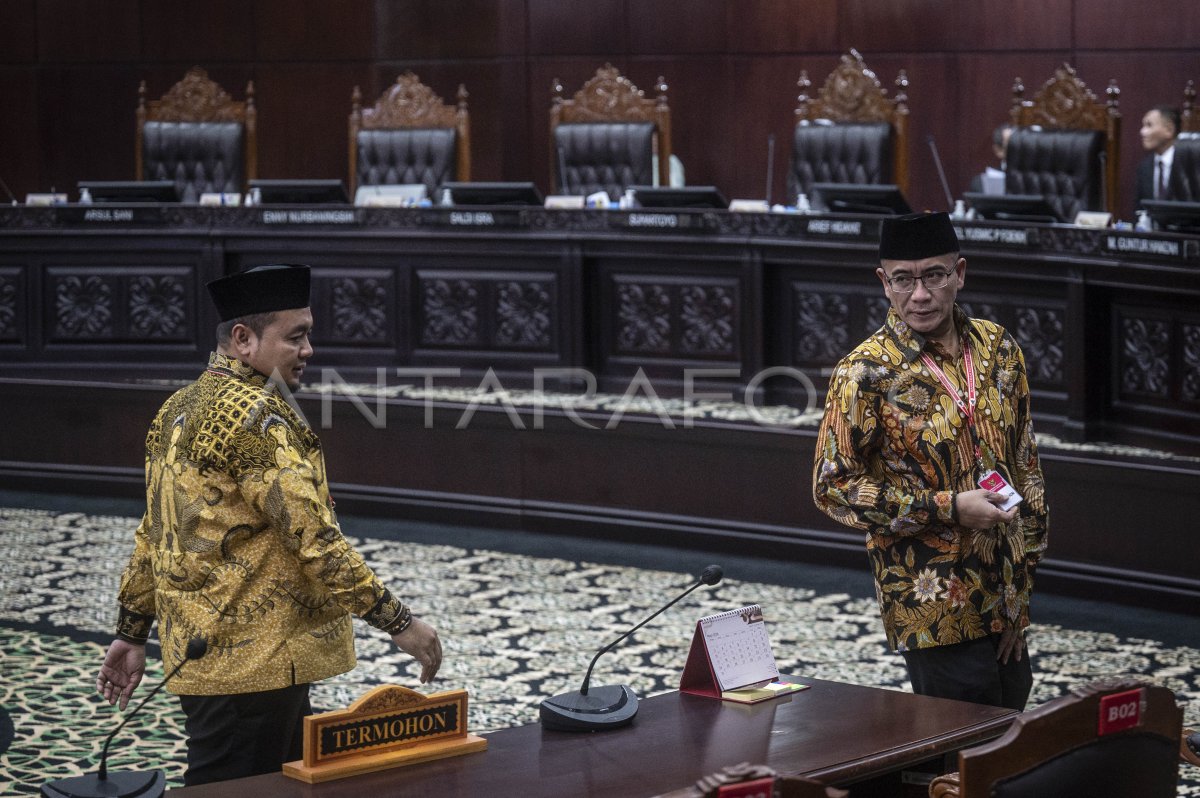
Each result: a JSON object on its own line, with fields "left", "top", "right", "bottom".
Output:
{"left": 95, "top": 264, "right": 443, "bottom": 784}
{"left": 814, "top": 212, "right": 1048, "bottom": 710}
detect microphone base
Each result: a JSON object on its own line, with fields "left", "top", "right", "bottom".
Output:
{"left": 42, "top": 770, "right": 165, "bottom": 798}
{"left": 539, "top": 684, "right": 639, "bottom": 732}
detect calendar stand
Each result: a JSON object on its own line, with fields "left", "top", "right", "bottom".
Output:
{"left": 679, "top": 605, "right": 784, "bottom": 702}
{"left": 679, "top": 625, "right": 722, "bottom": 698}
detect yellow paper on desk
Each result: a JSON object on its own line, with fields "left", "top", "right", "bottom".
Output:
{"left": 720, "top": 680, "right": 809, "bottom": 704}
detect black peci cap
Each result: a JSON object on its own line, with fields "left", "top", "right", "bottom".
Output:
{"left": 206, "top": 264, "right": 311, "bottom": 322}
{"left": 879, "top": 212, "right": 960, "bottom": 261}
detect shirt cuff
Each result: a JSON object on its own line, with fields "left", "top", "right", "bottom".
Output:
{"left": 362, "top": 589, "right": 410, "bottom": 634}
{"left": 936, "top": 490, "right": 956, "bottom": 524}
{"left": 115, "top": 606, "right": 154, "bottom": 644}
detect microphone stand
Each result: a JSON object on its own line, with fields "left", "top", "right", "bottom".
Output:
{"left": 540, "top": 566, "right": 722, "bottom": 732}
{"left": 926, "top": 134, "right": 955, "bottom": 212}
{"left": 43, "top": 639, "right": 207, "bottom": 798}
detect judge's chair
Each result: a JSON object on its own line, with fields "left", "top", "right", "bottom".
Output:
{"left": 1171, "top": 80, "right": 1200, "bottom": 202}
{"left": 789, "top": 49, "right": 910, "bottom": 202}
{"left": 136, "top": 66, "right": 256, "bottom": 203}
{"left": 550, "top": 64, "right": 671, "bottom": 197}
{"left": 928, "top": 680, "right": 1184, "bottom": 798}
{"left": 1005, "top": 64, "right": 1121, "bottom": 220}
{"left": 349, "top": 72, "right": 470, "bottom": 200}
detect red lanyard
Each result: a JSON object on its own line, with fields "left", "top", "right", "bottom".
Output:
{"left": 920, "top": 343, "right": 985, "bottom": 471}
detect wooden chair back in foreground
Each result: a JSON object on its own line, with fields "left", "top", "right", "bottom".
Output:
{"left": 929, "top": 679, "right": 1182, "bottom": 798}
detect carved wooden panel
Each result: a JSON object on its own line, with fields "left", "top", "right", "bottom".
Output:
{"left": 1118, "top": 315, "right": 1171, "bottom": 397}
{"left": 143, "top": 66, "right": 249, "bottom": 123}
{"left": 0, "top": 269, "right": 22, "bottom": 343}
{"left": 1012, "top": 305, "right": 1065, "bottom": 386}
{"left": 325, "top": 274, "right": 394, "bottom": 345}
{"left": 1183, "top": 324, "right": 1200, "bottom": 403}
{"left": 615, "top": 281, "right": 672, "bottom": 354}
{"left": 612, "top": 276, "right": 738, "bottom": 359}
{"left": 552, "top": 64, "right": 666, "bottom": 124}
{"left": 128, "top": 275, "right": 188, "bottom": 339}
{"left": 864, "top": 296, "right": 891, "bottom": 337}
{"left": 357, "top": 72, "right": 463, "bottom": 130}
{"left": 495, "top": 280, "right": 554, "bottom": 349}
{"left": 795, "top": 49, "right": 906, "bottom": 125}
{"left": 793, "top": 290, "right": 851, "bottom": 363}
{"left": 420, "top": 277, "right": 482, "bottom": 347}
{"left": 1012, "top": 63, "right": 1116, "bottom": 132}
{"left": 51, "top": 274, "right": 117, "bottom": 340}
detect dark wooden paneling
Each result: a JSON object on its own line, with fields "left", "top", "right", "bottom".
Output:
{"left": 526, "top": 0, "right": 627, "bottom": 56}
{"left": 730, "top": 56, "right": 807, "bottom": 205}
{"left": 837, "top": 0, "right": 957, "bottom": 53}
{"left": 628, "top": 0, "right": 727, "bottom": 55}
{"left": 0, "top": 70, "right": 41, "bottom": 195}
{"left": 36, "top": 0, "right": 141, "bottom": 62}
{"left": 37, "top": 66, "right": 140, "bottom": 189}
{"left": 254, "top": 64, "right": 375, "bottom": 180}
{"left": 0, "top": 1, "right": 37, "bottom": 63}
{"left": 253, "top": 0, "right": 374, "bottom": 61}
{"left": 953, "top": 0, "right": 1073, "bottom": 51}
{"left": 1075, "top": 0, "right": 1200, "bottom": 50}
{"left": 728, "top": 0, "right": 838, "bottom": 54}
{"left": 140, "top": 1, "right": 257, "bottom": 63}
{"left": 376, "top": 0, "right": 527, "bottom": 59}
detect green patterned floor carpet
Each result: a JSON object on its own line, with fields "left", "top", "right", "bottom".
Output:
{"left": 1, "top": 506, "right": 1197, "bottom": 795}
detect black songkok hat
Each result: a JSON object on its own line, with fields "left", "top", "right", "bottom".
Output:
{"left": 206, "top": 264, "right": 311, "bottom": 322}
{"left": 878, "top": 212, "right": 960, "bottom": 261}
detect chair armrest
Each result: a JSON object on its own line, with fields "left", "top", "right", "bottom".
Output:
{"left": 928, "top": 771, "right": 960, "bottom": 798}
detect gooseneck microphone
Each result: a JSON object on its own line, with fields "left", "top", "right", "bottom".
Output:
{"left": 926, "top": 134, "right": 956, "bottom": 212}
{"left": 42, "top": 637, "right": 208, "bottom": 798}
{"left": 765, "top": 134, "right": 776, "bottom": 207}
{"left": 540, "top": 565, "right": 723, "bottom": 732}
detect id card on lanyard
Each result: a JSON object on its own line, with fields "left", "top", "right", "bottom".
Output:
{"left": 920, "top": 343, "right": 986, "bottom": 476}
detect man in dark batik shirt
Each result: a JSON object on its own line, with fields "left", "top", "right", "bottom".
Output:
{"left": 814, "top": 212, "right": 1048, "bottom": 710}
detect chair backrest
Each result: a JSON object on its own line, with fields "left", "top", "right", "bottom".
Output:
{"left": 789, "top": 49, "right": 909, "bottom": 201}
{"left": 550, "top": 64, "right": 671, "bottom": 197}
{"left": 931, "top": 680, "right": 1182, "bottom": 798}
{"left": 1172, "top": 132, "right": 1200, "bottom": 202}
{"left": 136, "top": 66, "right": 256, "bottom": 203}
{"left": 1008, "top": 63, "right": 1121, "bottom": 214}
{"left": 349, "top": 72, "right": 470, "bottom": 199}
{"left": 1004, "top": 127, "right": 1105, "bottom": 221}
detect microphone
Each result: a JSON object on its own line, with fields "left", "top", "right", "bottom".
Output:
{"left": 0, "top": 175, "right": 18, "bottom": 205}
{"left": 926, "top": 134, "right": 955, "bottom": 212}
{"left": 540, "top": 565, "right": 723, "bottom": 732}
{"left": 765, "top": 134, "right": 776, "bottom": 207}
{"left": 42, "top": 638, "right": 208, "bottom": 798}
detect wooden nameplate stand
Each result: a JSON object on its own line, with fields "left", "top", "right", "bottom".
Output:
{"left": 282, "top": 684, "right": 487, "bottom": 784}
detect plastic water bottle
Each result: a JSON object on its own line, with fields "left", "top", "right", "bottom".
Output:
{"left": 79, "top": 187, "right": 92, "bottom": 204}
{"left": 1135, "top": 210, "right": 1152, "bottom": 232}
{"left": 796, "top": 193, "right": 811, "bottom": 214}
{"left": 952, "top": 199, "right": 966, "bottom": 219}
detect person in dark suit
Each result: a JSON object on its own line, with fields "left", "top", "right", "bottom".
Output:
{"left": 967, "top": 124, "right": 1014, "bottom": 195}
{"left": 1135, "top": 106, "right": 1181, "bottom": 209}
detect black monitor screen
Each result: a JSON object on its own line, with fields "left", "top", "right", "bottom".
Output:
{"left": 964, "top": 192, "right": 1063, "bottom": 224}
{"left": 1141, "top": 199, "right": 1200, "bottom": 234}
{"left": 250, "top": 179, "right": 349, "bottom": 205}
{"left": 631, "top": 186, "right": 728, "bottom": 210}
{"left": 810, "top": 183, "right": 911, "bottom": 215}
{"left": 79, "top": 180, "right": 178, "bottom": 203}
{"left": 445, "top": 182, "right": 544, "bottom": 206}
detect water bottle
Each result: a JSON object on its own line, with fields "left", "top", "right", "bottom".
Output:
{"left": 1135, "top": 210, "right": 1152, "bottom": 232}
{"left": 79, "top": 187, "right": 92, "bottom": 204}
{"left": 796, "top": 193, "right": 811, "bottom": 214}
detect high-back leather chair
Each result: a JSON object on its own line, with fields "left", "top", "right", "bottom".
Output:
{"left": 1006, "top": 64, "right": 1121, "bottom": 219}
{"left": 1173, "top": 80, "right": 1200, "bottom": 202}
{"left": 136, "top": 66, "right": 256, "bottom": 203}
{"left": 789, "top": 49, "right": 910, "bottom": 201}
{"left": 929, "top": 680, "right": 1183, "bottom": 798}
{"left": 349, "top": 72, "right": 470, "bottom": 199}
{"left": 550, "top": 64, "right": 671, "bottom": 197}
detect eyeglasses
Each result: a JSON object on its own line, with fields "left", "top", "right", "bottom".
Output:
{"left": 885, "top": 270, "right": 954, "bottom": 293}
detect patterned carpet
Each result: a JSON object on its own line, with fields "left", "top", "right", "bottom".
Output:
{"left": 1, "top": 505, "right": 1197, "bottom": 795}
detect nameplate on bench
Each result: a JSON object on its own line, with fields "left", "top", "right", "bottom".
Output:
{"left": 282, "top": 684, "right": 486, "bottom": 783}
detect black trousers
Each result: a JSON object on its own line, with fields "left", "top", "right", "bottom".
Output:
{"left": 901, "top": 634, "right": 1033, "bottom": 710}
{"left": 178, "top": 683, "right": 311, "bottom": 786}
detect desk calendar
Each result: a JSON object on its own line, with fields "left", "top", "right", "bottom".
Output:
{"left": 679, "top": 604, "right": 784, "bottom": 701}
